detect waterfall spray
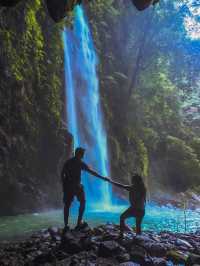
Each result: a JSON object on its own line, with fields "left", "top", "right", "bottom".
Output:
{"left": 63, "top": 6, "right": 112, "bottom": 210}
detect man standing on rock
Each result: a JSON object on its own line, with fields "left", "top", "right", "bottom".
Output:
{"left": 61, "top": 147, "right": 108, "bottom": 231}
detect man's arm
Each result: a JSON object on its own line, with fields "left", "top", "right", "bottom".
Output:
{"left": 86, "top": 167, "right": 108, "bottom": 181}
{"left": 82, "top": 163, "right": 130, "bottom": 189}
{"left": 81, "top": 162, "right": 108, "bottom": 181}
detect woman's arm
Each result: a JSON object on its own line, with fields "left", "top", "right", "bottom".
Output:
{"left": 108, "top": 180, "right": 130, "bottom": 190}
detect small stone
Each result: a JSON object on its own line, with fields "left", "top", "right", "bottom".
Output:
{"left": 116, "top": 253, "right": 130, "bottom": 263}
{"left": 98, "top": 240, "right": 122, "bottom": 257}
{"left": 176, "top": 238, "right": 193, "bottom": 249}
{"left": 94, "top": 227, "right": 104, "bottom": 235}
{"left": 48, "top": 227, "right": 59, "bottom": 235}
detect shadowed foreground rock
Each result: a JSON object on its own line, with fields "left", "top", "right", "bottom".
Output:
{"left": 0, "top": 223, "right": 199, "bottom": 265}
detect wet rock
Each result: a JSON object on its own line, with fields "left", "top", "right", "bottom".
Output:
{"left": 54, "top": 250, "right": 69, "bottom": 260}
{"left": 79, "top": 223, "right": 92, "bottom": 234}
{"left": 41, "top": 232, "right": 51, "bottom": 240}
{"left": 93, "top": 226, "right": 105, "bottom": 236}
{"left": 61, "top": 231, "right": 76, "bottom": 244}
{"left": 33, "top": 250, "right": 56, "bottom": 264}
{"left": 152, "top": 257, "right": 168, "bottom": 266}
{"left": 63, "top": 239, "right": 83, "bottom": 254}
{"left": 195, "top": 229, "right": 200, "bottom": 235}
{"left": 79, "top": 237, "right": 91, "bottom": 251}
{"left": 48, "top": 226, "right": 59, "bottom": 233}
{"left": 53, "top": 235, "right": 62, "bottom": 242}
{"left": 120, "top": 262, "right": 140, "bottom": 266}
{"left": 129, "top": 245, "right": 146, "bottom": 264}
{"left": 116, "top": 252, "right": 131, "bottom": 263}
{"left": 133, "top": 234, "right": 152, "bottom": 245}
{"left": 148, "top": 243, "right": 168, "bottom": 257}
{"left": 98, "top": 240, "right": 123, "bottom": 257}
{"left": 176, "top": 238, "right": 193, "bottom": 249}
{"left": 186, "top": 253, "right": 200, "bottom": 265}
{"left": 150, "top": 234, "right": 161, "bottom": 242}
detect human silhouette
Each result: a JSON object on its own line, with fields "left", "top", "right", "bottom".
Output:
{"left": 61, "top": 147, "right": 108, "bottom": 231}
{"left": 109, "top": 174, "right": 146, "bottom": 235}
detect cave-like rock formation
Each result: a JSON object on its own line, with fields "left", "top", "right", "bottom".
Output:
{"left": 0, "top": 0, "right": 159, "bottom": 22}
{"left": 0, "top": 0, "right": 21, "bottom": 6}
{"left": 132, "top": 0, "right": 159, "bottom": 11}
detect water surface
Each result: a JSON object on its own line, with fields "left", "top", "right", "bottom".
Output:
{"left": 0, "top": 203, "right": 199, "bottom": 241}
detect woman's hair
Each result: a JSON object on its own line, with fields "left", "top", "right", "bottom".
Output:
{"left": 132, "top": 174, "right": 146, "bottom": 199}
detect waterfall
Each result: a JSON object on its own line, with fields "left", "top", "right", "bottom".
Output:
{"left": 63, "top": 6, "right": 112, "bottom": 210}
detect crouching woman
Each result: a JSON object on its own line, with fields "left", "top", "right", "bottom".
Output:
{"left": 109, "top": 174, "right": 146, "bottom": 235}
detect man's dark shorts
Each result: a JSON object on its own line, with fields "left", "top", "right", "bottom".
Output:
{"left": 63, "top": 184, "right": 85, "bottom": 205}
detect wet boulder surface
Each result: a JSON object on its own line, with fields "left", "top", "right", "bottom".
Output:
{"left": 0, "top": 223, "right": 199, "bottom": 265}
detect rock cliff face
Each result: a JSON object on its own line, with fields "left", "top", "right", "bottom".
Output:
{"left": 0, "top": 0, "right": 71, "bottom": 215}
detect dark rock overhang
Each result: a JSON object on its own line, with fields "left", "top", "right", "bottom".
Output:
{"left": 0, "top": 0, "right": 159, "bottom": 22}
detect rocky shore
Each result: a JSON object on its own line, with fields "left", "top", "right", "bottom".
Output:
{"left": 0, "top": 224, "right": 200, "bottom": 266}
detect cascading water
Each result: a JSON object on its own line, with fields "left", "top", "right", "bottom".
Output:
{"left": 63, "top": 6, "right": 112, "bottom": 210}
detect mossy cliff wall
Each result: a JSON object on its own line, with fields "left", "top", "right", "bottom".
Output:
{"left": 0, "top": 0, "right": 71, "bottom": 215}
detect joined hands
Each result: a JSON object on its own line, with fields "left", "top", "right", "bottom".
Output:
{"left": 103, "top": 176, "right": 111, "bottom": 182}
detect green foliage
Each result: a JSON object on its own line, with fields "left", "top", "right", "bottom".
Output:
{"left": 141, "top": 128, "right": 159, "bottom": 152}
{"left": 164, "top": 136, "right": 200, "bottom": 190}
{"left": 190, "top": 138, "right": 200, "bottom": 161}
{"left": 88, "top": 0, "right": 200, "bottom": 192}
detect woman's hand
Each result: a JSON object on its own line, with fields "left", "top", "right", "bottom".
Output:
{"left": 102, "top": 176, "right": 111, "bottom": 182}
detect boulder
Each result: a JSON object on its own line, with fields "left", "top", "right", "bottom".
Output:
{"left": 129, "top": 245, "right": 146, "bottom": 264}
{"left": 116, "top": 253, "right": 131, "bottom": 263}
{"left": 120, "top": 262, "right": 140, "bottom": 266}
{"left": 98, "top": 240, "right": 123, "bottom": 257}
{"left": 175, "top": 238, "right": 193, "bottom": 249}
{"left": 63, "top": 239, "right": 83, "bottom": 254}
{"left": 152, "top": 257, "right": 168, "bottom": 266}
{"left": 148, "top": 243, "right": 168, "bottom": 257}
{"left": 186, "top": 253, "right": 200, "bottom": 266}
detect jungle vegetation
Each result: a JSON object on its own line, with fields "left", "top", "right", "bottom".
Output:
{"left": 88, "top": 0, "right": 200, "bottom": 195}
